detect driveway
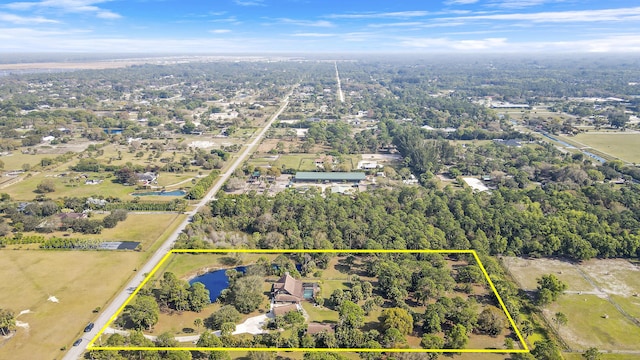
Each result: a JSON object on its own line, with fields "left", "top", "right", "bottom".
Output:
{"left": 233, "top": 312, "right": 272, "bottom": 335}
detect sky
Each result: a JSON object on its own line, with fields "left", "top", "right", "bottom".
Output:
{"left": 0, "top": 0, "right": 639, "bottom": 53}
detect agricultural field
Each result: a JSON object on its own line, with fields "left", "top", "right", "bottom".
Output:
{"left": 0, "top": 251, "right": 140, "bottom": 360}
{"left": 561, "top": 132, "right": 640, "bottom": 163}
{"left": 0, "top": 210, "right": 186, "bottom": 359}
{"left": 502, "top": 257, "right": 640, "bottom": 353}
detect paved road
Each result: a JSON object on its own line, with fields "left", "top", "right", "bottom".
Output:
{"left": 64, "top": 87, "right": 294, "bottom": 359}
{"left": 335, "top": 61, "right": 344, "bottom": 103}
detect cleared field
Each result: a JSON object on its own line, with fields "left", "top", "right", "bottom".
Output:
{"left": 503, "top": 257, "right": 640, "bottom": 352}
{"left": 2, "top": 172, "right": 133, "bottom": 200}
{"left": 0, "top": 251, "right": 140, "bottom": 360}
{"left": 501, "top": 257, "right": 593, "bottom": 291}
{"left": 13, "top": 213, "right": 184, "bottom": 251}
{"left": 563, "top": 133, "right": 640, "bottom": 163}
{"left": 0, "top": 152, "right": 62, "bottom": 171}
{"left": 546, "top": 294, "right": 640, "bottom": 350}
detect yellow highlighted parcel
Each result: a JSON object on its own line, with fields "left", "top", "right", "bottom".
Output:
{"left": 88, "top": 249, "right": 529, "bottom": 353}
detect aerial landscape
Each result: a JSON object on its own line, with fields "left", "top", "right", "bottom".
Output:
{"left": 1, "top": 1, "right": 640, "bottom": 360}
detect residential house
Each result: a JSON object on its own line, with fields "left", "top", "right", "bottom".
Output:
{"left": 272, "top": 304, "right": 299, "bottom": 316}
{"left": 271, "top": 273, "right": 304, "bottom": 304}
{"left": 307, "top": 323, "right": 335, "bottom": 335}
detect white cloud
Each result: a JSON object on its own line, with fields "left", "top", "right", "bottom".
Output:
{"left": 397, "top": 34, "right": 640, "bottom": 53}
{"left": 490, "top": 0, "right": 563, "bottom": 9}
{"left": 400, "top": 37, "right": 508, "bottom": 50}
{"left": 291, "top": 32, "right": 335, "bottom": 37}
{"left": 0, "top": 11, "right": 59, "bottom": 23}
{"left": 327, "top": 11, "right": 430, "bottom": 19}
{"left": 4, "top": 0, "right": 121, "bottom": 19}
{"left": 96, "top": 10, "right": 120, "bottom": 19}
{"left": 210, "top": 29, "right": 231, "bottom": 34}
{"left": 210, "top": 16, "right": 241, "bottom": 25}
{"left": 233, "top": 0, "right": 265, "bottom": 6}
{"left": 367, "top": 22, "right": 425, "bottom": 28}
{"left": 448, "top": 6, "right": 640, "bottom": 23}
{"left": 445, "top": 0, "right": 480, "bottom": 4}
{"left": 341, "top": 32, "right": 376, "bottom": 42}
{"left": 276, "top": 18, "right": 334, "bottom": 27}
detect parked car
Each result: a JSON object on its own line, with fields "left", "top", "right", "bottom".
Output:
{"left": 73, "top": 339, "right": 82, "bottom": 347}
{"left": 84, "top": 323, "right": 94, "bottom": 332}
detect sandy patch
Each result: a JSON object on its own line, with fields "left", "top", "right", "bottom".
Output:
{"left": 579, "top": 259, "right": 640, "bottom": 297}
{"left": 189, "top": 141, "right": 216, "bottom": 149}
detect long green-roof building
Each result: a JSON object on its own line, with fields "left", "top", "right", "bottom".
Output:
{"left": 294, "top": 172, "right": 366, "bottom": 183}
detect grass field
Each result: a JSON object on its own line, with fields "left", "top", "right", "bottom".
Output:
{"left": 2, "top": 172, "right": 134, "bottom": 201}
{"left": 503, "top": 257, "right": 640, "bottom": 352}
{"left": 547, "top": 294, "right": 640, "bottom": 351}
{"left": 13, "top": 213, "right": 184, "bottom": 250}
{"left": 561, "top": 133, "right": 640, "bottom": 163}
{"left": 0, "top": 251, "right": 141, "bottom": 360}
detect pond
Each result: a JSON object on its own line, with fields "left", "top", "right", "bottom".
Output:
{"left": 132, "top": 190, "right": 186, "bottom": 196}
{"left": 189, "top": 266, "right": 246, "bottom": 302}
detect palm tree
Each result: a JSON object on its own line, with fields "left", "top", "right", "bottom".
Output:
{"left": 193, "top": 318, "right": 203, "bottom": 332}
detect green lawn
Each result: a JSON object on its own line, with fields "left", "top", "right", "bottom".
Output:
{"left": 271, "top": 154, "right": 316, "bottom": 170}
{"left": 547, "top": 294, "right": 640, "bottom": 351}
{"left": 1, "top": 152, "right": 63, "bottom": 171}
{"left": 301, "top": 302, "right": 338, "bottom": 323}
{"left": 2, "top": 172, "right": 134, "bottom": 201}
{"left": 561, "top": 133, "right": 640, "bottom": 163}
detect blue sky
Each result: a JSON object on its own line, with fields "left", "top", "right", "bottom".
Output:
{"left": 0, "top": 0, "right": 639, "bottom": 53}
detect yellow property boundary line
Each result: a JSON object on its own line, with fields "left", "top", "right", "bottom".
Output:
{"left": 88, "top": 249, "right": 529, "bottom": 353}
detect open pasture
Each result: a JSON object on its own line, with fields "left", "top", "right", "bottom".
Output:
{"left": 0, "top": 251, "right": 140, "bottom": 360}
{"left": 562, "top": 132, "right": 640, "bottom": 163}
{"left": 503, "top": 257, "right": 640, "bottom": 352}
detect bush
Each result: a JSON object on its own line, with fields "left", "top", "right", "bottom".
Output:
{"left": 37, "top": 179, "right": 56, "bottom": 193}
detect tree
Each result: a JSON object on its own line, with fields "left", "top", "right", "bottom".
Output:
{"left": 36, "top": 179, "right": 56, "bottom": 193}
{"left": 115, "top": 166, "right": 139, "bottom": 185}
{"left": 381, "top": 308, "right": 413, "bottom": 335}
{"left": 195, "top": 331, "right": 231, "bottom": 360}
{"left": 420, "top": 334, "right": 444, "bottom": 360}
{"left": 124, "top": 295, "right": 159, "bottom": 330}
{"left": 456, "top": 265, "right": 484, "bottom": 283}
{"left": 159, "top": 272, "right": 190, "bottom": 311}
{"left": 220, "top": 322, "right": 236, "bottom": 336}
{"left": 520, "top": 320, "right": 534, "bottom": 338}
{"left": 188, "top": 282, "right": 211, "bottom": 312}
{"left": 382, "top": 327, "right": 406, "bottom": 348}
{"left": 206, "top": 305, "right": 240, "bottom": 330}
{"left": 338, "top": 300, "right": 365, "bottom": 329}
{"left": 193, "top": 318, "right": 203, "bottom": 331}
{"left": 156, "top": 331, "right": 178, "bottom": 347}
{"left": 314, "top": 330, "right": 338, "bottom": 348}
{"left": 582, "top": 347, "right": 601, "bottom": 360}
{"left": 477, "top": 307, "right": 505, "bottom": 336}
{"left": 0, "top": 309, "right": 16, "bottom": 336}
{"left": 553, "top": 312, "right": 567, "bottom": 328}
{"left": 227, "top": 275, "right": 264, "bottom": 313}
{"left": 531, "top": 339, "right": 562, "bottom": 360}
{"left": 444, "top": 324, "right": 468, "bottom": 349}
{"left": 536, "top": 275, "right": 567, "bottom": 306}
{"left": 182, "top": 121, "right": 196, "bottom": 134}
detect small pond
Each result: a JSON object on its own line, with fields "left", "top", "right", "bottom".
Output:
{"left": 132, "top": 190, "right": 186, "bottom": 197}
{"left": 189, "top": 266, "right": 246, "bottom": 302}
